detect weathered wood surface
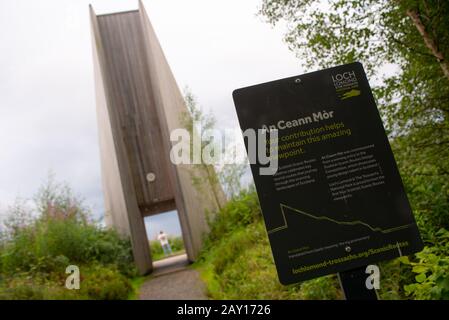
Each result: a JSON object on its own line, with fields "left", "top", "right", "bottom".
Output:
{"left": 90, "top": 2, "right": 226, "bottom": 274}
{"left": 90, "top": 6, "right": 153, "bottom": 274}
{"left": 138, "top": 1, "right": 227, "bottom": 260}
{"left": 97, "top": 11, "right": 174, "bottom": 209}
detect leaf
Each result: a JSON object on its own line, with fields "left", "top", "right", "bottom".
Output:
{"left": 404, "top": 284, "right": 416, "bottom": 296}
{"left": 436, "top": 276, "right": 449, "bottom": 291}
{"left": 415, "top": 273, "right": 427, "bottom": 283}
{"left": 412, "top": 265, "right": 428, "bottom": 274}
{"left": 397, "top": 256, "right": 410, "bottom": 264}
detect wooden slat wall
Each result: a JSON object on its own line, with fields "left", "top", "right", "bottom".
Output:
{"left": 90, "top": 7, "right": 153, "bottom": 274}
{"left": 90, "top": 3, "right": 227, "bottom": 272}
{"left": 90, "top": 9, "right": 130, "bottom": 236}
{"left": 138, "top": 1, "right": 227, "bottom": 260}
{"left": 97, "top": 11, "right": 174, "bottom": 209}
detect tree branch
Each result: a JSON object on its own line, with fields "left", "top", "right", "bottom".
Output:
{"left": 406, "top": 8, "right": 449, "bottom": 80}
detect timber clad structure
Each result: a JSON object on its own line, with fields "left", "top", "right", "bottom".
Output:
{"left": 90, "top": 2, "right": 226, "bottom": 274}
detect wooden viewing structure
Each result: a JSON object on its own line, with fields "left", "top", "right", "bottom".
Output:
{"left": 89, "top": 2, "right": 226, "bottom": 274}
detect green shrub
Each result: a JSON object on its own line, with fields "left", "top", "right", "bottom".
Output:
{"left": 197, "top": 192, "right": 343, "bottom": 300}
{"left": 377, "top": 258, "right": 414, "bottom": 300}
{"left": 0, "top": 276, "right": 46, "bottom": 300}
{"left": 0, "top": 264, "right": 132, "bottom": 300}
{"left": 80, "top": 264, "right": 132, "bottom": 300}
{"left": 299, "top": 276, "right": 342, "bottom": 300}
{"left": 169, "top": 236, "right": 185, "bottom": 252}
{"left": 197, "top": 172, "right": 449, "bottom": 299}
{"left": 0, "top": 217, "right": 135, "bottom": 278}
{"left": 198, "top": 222, "right": 342, "bottom": 300}
{"left": 204, "top": 189, "right": 261, "bottom": 246}
{"left": 0, "top": 178, "right": 137, "bottom": 300}
{"left": 400, "top": 228, "right": 449, "bottom": 300}
{"left": 392, "top": 138, "right": 449, "bottom": 242}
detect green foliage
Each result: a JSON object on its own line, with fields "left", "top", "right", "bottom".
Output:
{"left": 298, "top": 275, "right": 342, "bottom": 300}
{"left": 128, "top": 275, "right": 151, "bottom": 300}
{"left": 392, "top": 136, "right": 449, "bottom": 238}
{"left": 182, "top": 88, "right": 249, "bottom": 202}
{"left": 259, "top": 0, "right": 449, "bottom": 183}
{"left": 0, "top": 177, "right": 136, "bottom": 300}
{"left": 80, "top": 264, "right": 132, "bottom": 300}
{"left": 0, "top": 265, "right": 132, "bottom": 300}
{"left": 400, "top": 229, "right": 449, "bottom": 300}
{"left": 204, "top": 188, "right": 262, "bottom": 245}
{"left": 0, "top": 276, "right": 47, "bottom": 300}
{"left": 198, "top": 186, "right": 447, "bottom": 299}
{"left": 181, "top": 88, "right": 225, "bottom": 210}
{"left": 259, "top": 0, "right": 449, "bottom": 300}
{"left": 217, "top": 160, "right": 248, "bottom": 199}
{"left": 149, "top": 236, "right": 185, "bottom": 261}
{"left": 196, "top": 191, "right": 342, "bottom": 300}
{"left": 0, "top": 217, "right": 135, "bottom": 278}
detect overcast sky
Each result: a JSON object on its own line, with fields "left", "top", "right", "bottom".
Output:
{"left": 0, "top": 0, "right": 302, "bottom": 236}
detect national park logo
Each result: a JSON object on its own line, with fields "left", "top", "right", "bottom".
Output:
{"left": 332, "top": 70, "right": 361, "bottom": 100}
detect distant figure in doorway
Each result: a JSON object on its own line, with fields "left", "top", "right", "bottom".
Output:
{"left": 158, "top": 230, "right": 172, "bottom": 256}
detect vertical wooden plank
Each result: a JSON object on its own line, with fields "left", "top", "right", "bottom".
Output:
{"left": 90, "top": 7, "right": 152, "bottom": 275}
{"left": 91, "top": 3, "right": 227, "bottom": 271}
{"left": 138, "top": 1, "right": 227, "bottom": 260}
{"left": 97, "top": 11, "right": 175, "bottom": 208}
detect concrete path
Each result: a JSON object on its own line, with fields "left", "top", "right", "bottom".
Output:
{"left": 139, "top": 254, "right": 208, "bottom": 300}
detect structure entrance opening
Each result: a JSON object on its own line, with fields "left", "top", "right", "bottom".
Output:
{"left": 145, "top": 210, "right": 187, "bottom": 271}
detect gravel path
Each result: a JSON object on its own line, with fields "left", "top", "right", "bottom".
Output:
{"left": 139, "top": 254, "right": 208, "bottom": 300}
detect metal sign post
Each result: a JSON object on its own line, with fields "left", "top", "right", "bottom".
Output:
{"left": 338, "top": 266, "right": 378, "bottom": 300}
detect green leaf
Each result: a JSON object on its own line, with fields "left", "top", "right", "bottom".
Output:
{"left": 397, "top": 256, "right": 410, "bottom": 264}
{"left": 412, "top": 265, "right": 428, "bottom": 274}
{"left": 415, "top": 273, "right": 427, "bottom": 283}
{"left": 404, "top": 284, "right": 416, "bottom": 296}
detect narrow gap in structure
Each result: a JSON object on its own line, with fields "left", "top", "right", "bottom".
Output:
{"left": 144, "top": 210, "right": 186, "bottom": 267}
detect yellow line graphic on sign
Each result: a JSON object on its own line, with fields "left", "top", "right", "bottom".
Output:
{"left": 267, "top": 203, "right": 414, "bottom": 235}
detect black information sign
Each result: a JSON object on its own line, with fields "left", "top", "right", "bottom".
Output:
{"left": 232, "top": 62, "right": 423, "bottom": 285}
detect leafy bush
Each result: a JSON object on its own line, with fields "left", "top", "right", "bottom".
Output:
{"left": 198, "top": 185, "right": 448, "bottom": 300}
{"left": 392, "top": 136, "right": 449, "bottom": 242}
{"left": 0, "top": 276, "right": 47, "bottom": 300}
{"left": 0, "top": 177, "right": 136, "bottom": 300}
{"left": 80, "top": 264, "right": 132, "bottom": 300}
{"left": 0, "top": 217, "right": 135, "bottom": 278}
{"left": 0, "top": 264, "right": 132, "bottom": 300}
{"left": 299, "top": 276, "right": 342, "bottom": 300}
{"left": 196, "top": 190, "right": 342, "bottom": 300}
{"left": 377, "top": 258, "right": 414, "bottom": 300}
{"left": 399, "top": 229, "right": 449, "bottom": 300}
{"left": 204, "top": 189, "right": 262, "bottom": 246}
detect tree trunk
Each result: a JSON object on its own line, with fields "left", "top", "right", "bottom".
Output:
{"left": 406, "top": 9, "right": 449, "bottom": 80}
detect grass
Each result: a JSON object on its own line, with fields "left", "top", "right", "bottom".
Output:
{"left": 128, "top": 275, "right": 151, "bottom": 300}
{"left": 0, "top": 179, "right": 138, "bottom": 300}
{"left": 195, "top": 221, "right": 342, "bottom": 299}
{"left": 194, "top": 189, "right": 446, "bottom": 300}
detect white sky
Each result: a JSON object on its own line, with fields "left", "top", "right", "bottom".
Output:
{"left": 0, "top": 0, "right": 302, "bottom": 233}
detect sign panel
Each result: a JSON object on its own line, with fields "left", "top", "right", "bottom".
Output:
{"left": 232, "top": 62, "right": 423, "bottom": 285}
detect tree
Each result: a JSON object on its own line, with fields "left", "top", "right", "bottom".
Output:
{"left": 181, "top": 88, "right": 225, "bottom": 209}
{"left": 259, "top": 0, "right": 449, "bottom": 231}
{"left": 181, "top": 89, "right": 248, "bottom": 202}
{"left": 34, "top": 172, "right": 89, "bottom": 223}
